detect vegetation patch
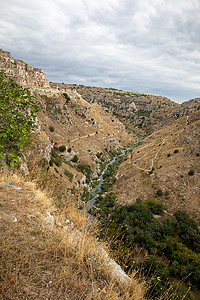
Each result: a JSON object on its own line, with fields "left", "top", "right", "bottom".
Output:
{"left": 64, "top": 170, "right": 73, "bottom": 182}
{"left": 0, "top": 71, "right": 38, "bottom": 167}
{"left": 91, "top": 195, "right": 200, "bottom": 298}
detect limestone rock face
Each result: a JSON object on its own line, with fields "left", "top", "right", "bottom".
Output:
{"left": 0, "top": 49, "right": 50, "bottom": 90}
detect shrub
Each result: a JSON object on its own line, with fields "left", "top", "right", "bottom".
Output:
{"left": 0, "top": 71, "right": 38, "bottom": 167}
{"left": 59, "top": 145, "right": 66, "bottom": 152}
{"left": 149, "top": 167, "right": 155, "bottom": 174}
{"left": 145, "top": 197, "right": 165, "bottom": 214}
{"left": 50, "top": 149, "right": 62, "bottom": 167}
{"left": 188, "top": 170, "right": 194, "bottom": 176}
{"left": 96, "top": 152, "right": 102, "bottom": 159}
{"left": 165, "top": 190, "right": 170, "bottom": 196}
{"left": 156, "top": 189, "right": 163, "bottom": 196}
{"left": 64, "top": 170, "right": 73, "bottom": 182}
{"left": 174, "top": 149, "right": 179, "bottom": 153}
{"left": 49, "top": 125, "right": 54, "bottom": 132}
{"left": 55, "top": 157, "right": 62, "bottom": 167}
{"left": 67, "top": 148, "right": 72, "bottom": 153}
{"left": 72, "top": 155, "right": 78, "bottom": 163}
{"left": 167, "top": 153, "right": 171, "bottom": 157}
{"left": 63, "top": 93, "right": 70, "bottom": 102}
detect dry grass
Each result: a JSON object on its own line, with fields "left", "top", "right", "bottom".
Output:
{"left": 0, "top": 171, "right": 145, "bottom": 299}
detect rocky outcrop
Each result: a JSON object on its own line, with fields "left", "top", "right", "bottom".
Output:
{"left": 0, "top": 49, "right": 50, "bottom": 90}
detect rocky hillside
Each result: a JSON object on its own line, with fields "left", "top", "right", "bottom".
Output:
{"left": 1, "top": 49, "right": 200, "bottom": 299}
{"left": 53, "top": 84, "right": 200, "bottom": 138}
{"left": 29, "top": 88, "right": 138, "bottom": 206}
{"left": 52, "top": 83, "right": 181, "bottom": 136}
{"left": 112, "top": 110, "right": 200, "bottom": 223}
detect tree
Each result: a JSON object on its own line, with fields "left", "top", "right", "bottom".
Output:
{"left": 0, "top": 71, "right": 38, "bottom": 167}
{"left": 72, "top": 154, "right": 78, "bottom": 162}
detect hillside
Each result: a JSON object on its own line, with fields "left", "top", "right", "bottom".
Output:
{"left": 0, "top": 172, "right": 144, "bottom": 299}
{"left": 52, "top": 83, "right": 181, "bottom": 136}
{"left": 112, "top": 111, "right": 200, "bottom": 223}
{"left": 0, "top": 54, "right": 145, "bottom": 299}
{"left": 1, "top": 49, "right": 200, "bottom": 299}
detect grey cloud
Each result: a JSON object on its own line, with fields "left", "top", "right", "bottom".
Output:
{"left": 0, "top": 0, "right": 199, "bottom": 103}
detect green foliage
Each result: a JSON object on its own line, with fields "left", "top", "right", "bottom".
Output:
{"left": 59, "top": 145, "right": 66, "bottom": 152}
{"left": 72, "top": 154, "right": 79, "bottom": 163}
{"left": 174, "top": 149, "right": 179, "bottom": 153}
{"left": 135, "top": 110, "right": 151, "bottom": 117}
{"left": 67, "top": 147, "right": 72, "bottom": 153}
{"left": 149, "top": 167, "right": 155, "bottom": 174}
{"left": 49, "top": 125, "right": 54, "bottom": 132}
{"left": 81, "top": 187, "right": 92, "bottom": 202}
{"left": 63, "top": 93, "right": 70, "bottom": 102}
{"left": 96, "top": 152, "right": 102, "bottom": 159}
{"left": 174, "top": 211, "right": 200, "bottom": 252}
{"left": 93, "top": 195, "right": 200, "bottom": 291}
{"left": 64, "top": 170, "right": 73, "bottom": 182}
{"left": 145, "top": 197, "right": 165, "bottom": 214}
{"left": 156, "top": 189, "right": 163, "bottom": 196}
{"left": 78, "top": 164, "right": 91, "bottom": 184}
{"left": 188, "top": 170, "right": 194, "bottom": 176}
{"left": 0, "top": 71, "right": 38, "bottom": 167}
{"left": 50, "top": 149, "right": 62, "bottom": 167}
{"left": 167, "top": 153, "right": 171, "bottom": 157}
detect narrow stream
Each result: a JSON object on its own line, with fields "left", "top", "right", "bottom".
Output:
{"left": 85, "top": 144, "right": 137, "bottom": 212}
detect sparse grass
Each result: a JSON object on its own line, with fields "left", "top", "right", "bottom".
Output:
{"left": 0, "top": 171, "right": 145, "bottom": 299}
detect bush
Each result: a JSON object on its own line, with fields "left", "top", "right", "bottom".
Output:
{"left": 145, "top": 197, "right": 165, "bottom": 214}
{"left": 174, "top": 149, "right": 179, "bottom": 153}
{"left": 63, "top": 93, "right": 70, "bottom": 102}
{"left": 149, "top": 167, "right": 155, "bottom": 174}
{"left": 0, "top": 71, "right": 38, "bottom": 167}
{"left": 49, "top": 125, "right": 54, "bottom": 132}
{"left": 156, "top": 189, "right": 163, "bottom": 196}
{"left": 67, "top": 148, "right": 72, "bottom": 153}
{"left": 72, "top": 155, "right": 78, "bottom": 163}
{"left": 59, "top": 145, "right": 66, "bottom": 152}
{"left": 167, "top": 153, "right": 171, "bottom": 157}
{"left": 188, "top": 170, "right": 194, "bottom": 176}
{"left": 64, "top": 170, "right": 73, "bottom": 182}
{"left": 50, "top": 149, "right": 62, "bottom": 167}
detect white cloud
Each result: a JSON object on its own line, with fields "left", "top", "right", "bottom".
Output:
{"left": 0, "top": 0, "right": 199, "bottom": 103}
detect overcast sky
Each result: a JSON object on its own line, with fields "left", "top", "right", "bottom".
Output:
{"left": 0, "top": 0, "right": 199, "bottom": 103}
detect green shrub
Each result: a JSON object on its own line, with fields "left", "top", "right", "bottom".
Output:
{"left": 72, "top": 155, "right": 78, "bottom": 163}
{"left": 54, "top": 156, "right": 62, "bottom": 167}
{"left": 165, "top": 190, "right": 170, "bottom": 196}
{"left": 145, "top": 197, "right": 165, "bottom": 214}
{"left": 96, "top": 152, "right": 102, "bottom": 159}
{"left": 67, "top": 148, "right": 72, "bottom": 153}
{"left": 64, "top": 170, "right": 73, "bottom": 182}
{"left": 156, "top": 189, "right": 163, "bottom": 196}
{"left": 174, "top": 149, "right": 179, "bottom": 153}
{"left": 59, "top": 145, "right": 66, "bottom": 152}
{"left": 188, "top": 170, "right": 194, "bottom": 176}
{"left": 63, "top": 93, "right": 70, "bottom": 102}
{"left": 49, "top": 125, "right": 54, "bottom": 132}
{"left": 167, "top": 153, "right": 171, "bottom": 157}
{"left": 50, "top": 149, "right": 62, "bottom": 167}
{"left": 149, "top": 167, "right": 155, "bottom": 174}
{"left": 0, "top": 71, "right": 38, "bottom": 167}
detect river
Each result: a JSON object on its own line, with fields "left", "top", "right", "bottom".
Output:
{"left": 85, "top": 144, "right": 138, "bottom": 212}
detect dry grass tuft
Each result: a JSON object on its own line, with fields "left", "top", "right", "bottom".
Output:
{"left": 0, "top": 171, "right": 145, "bottom": 299}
